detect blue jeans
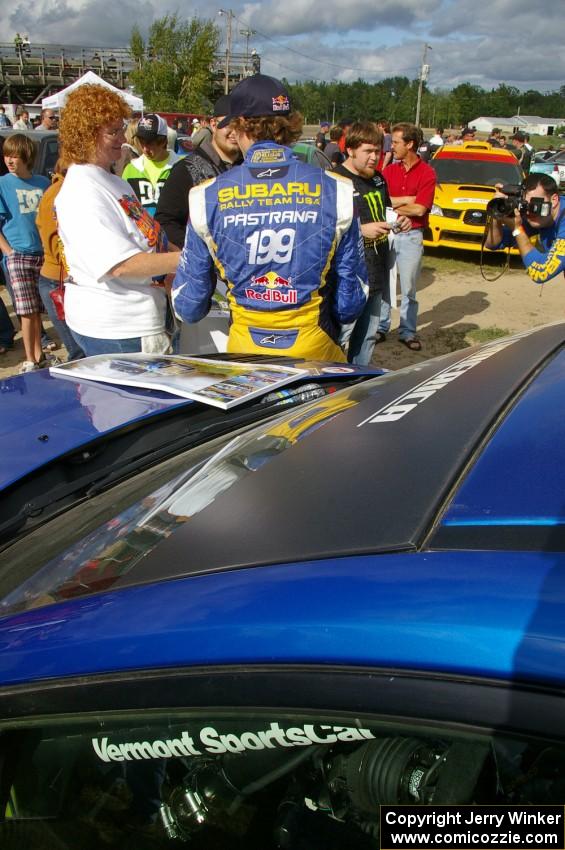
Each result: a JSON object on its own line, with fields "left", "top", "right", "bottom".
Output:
{"left": 38, "top": 275, "right": 85, "bottom": 361}
{"left": 340, "top": 291, "right": 383, "bottom": 366}
{"left": 378, "top": 229, "right": 423, "bottom": 340}
{"left": 70, "top": 331, "right": 142, "bottom": 356}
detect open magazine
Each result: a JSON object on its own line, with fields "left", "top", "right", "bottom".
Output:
{"left": 49, "top": 354, "right": 308, "bottom": 410}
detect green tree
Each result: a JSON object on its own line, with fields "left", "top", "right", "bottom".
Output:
{"left": 129, "top": 14, "right": 220, "bottom": 112}
{"left": 130, "top": 25, "right": 144, "bottom": 70}
{"left": 450, "top": 83, "right": 485, "bottom": 126}
{"left": 487, "top": 83, "right": 520, "bottom": 117}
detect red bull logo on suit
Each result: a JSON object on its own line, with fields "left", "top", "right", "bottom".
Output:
{"left": 246, "top": 271, "right": 297, "bottom": 304}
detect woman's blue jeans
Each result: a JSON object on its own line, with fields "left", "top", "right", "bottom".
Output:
{"left": 38, "top": 275, "right": 85, "bottom": 361}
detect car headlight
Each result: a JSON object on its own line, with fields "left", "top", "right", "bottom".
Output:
{"left": 430, "top": 204, "right": 443, "bottom": 216}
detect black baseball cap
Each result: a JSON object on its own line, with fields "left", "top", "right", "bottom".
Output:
{"left": 136, "top": 113, "right": 168, "bottom": 141}
{"left": 511, "top": 131, "right": 526, "bottom": 142}
{"left": 217, "top": 74, "right": 291, "bottom": 128}
{"left": 212, "top": 94, "right": 232, "bottom": 118}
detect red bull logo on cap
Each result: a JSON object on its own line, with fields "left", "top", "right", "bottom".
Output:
{"left": 246, "top": 271, "right": 297, "bottom": 304}
{"left": 272, "top": 94, "right": 290, "bottom": 112}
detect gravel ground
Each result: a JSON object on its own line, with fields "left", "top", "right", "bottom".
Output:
{"left": 0, "top": 251, "right": 562, "bottom": 379}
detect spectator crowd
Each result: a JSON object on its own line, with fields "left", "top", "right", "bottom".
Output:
{"left": 0, "top": 76, "right": 564, "bottom": 375}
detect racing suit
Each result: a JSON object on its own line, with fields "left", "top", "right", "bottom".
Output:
{"left": 172, "top": 141, "right": 368, "bottom": 362}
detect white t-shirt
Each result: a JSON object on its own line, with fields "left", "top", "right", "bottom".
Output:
{"left": 55, "top": 163, "right": 167, "bottom": 339}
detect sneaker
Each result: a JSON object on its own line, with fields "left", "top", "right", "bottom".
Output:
{"left": 19, "top": 360, "right": 40, "bottom": 373}
{"left": 42, "top": 340, "right": 58, "bottom": 352}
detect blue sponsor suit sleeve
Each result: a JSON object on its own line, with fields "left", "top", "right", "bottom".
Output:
{"left": 522, "top": 208, "right": 565, "bottom": 283}
{"left": 523, "top": 237, "right": 565, "bottom": 283}
{"left": 332, "top": 214, "right": 368, "bottom": 324}
{"left": 493, "top": 202, "right": 565, "bottom": 284}
{"left": 171, "top": 222, "right": 217, "bottom": 323}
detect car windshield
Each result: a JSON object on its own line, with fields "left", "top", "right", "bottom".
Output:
{"left": 0, "top": 389, "right": 361, "bottom": 617}
{"left": 431, "top": 158, "right": 522, "bottom": 186}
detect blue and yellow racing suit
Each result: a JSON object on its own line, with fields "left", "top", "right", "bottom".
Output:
{"left": 497, "top": 196, "right": 565, "bottom": 284}
{"left": 172, "top": 141, "right": 368, "bottom": 361}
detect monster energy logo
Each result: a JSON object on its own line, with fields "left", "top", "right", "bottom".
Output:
{"left": 364, "top": 189, "right": 388, "bottom": 245}
{"left": 365, "top": 188, "right": 386, "bottom": 221}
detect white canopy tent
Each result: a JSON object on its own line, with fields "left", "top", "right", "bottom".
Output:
{"left": 41, "top": 71, "right": 143, "bottom": 112}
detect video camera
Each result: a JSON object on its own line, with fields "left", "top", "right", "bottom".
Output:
{"left": 486, "top": 184, "right": 552, "bottom": 219}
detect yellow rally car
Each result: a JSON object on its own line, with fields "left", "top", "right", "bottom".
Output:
{"left": 424, "top": 141, "right": 523, "bottom": 252}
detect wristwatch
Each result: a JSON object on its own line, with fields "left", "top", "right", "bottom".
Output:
{"left": 512, "top": 226, "right": 524, "bottom": 237}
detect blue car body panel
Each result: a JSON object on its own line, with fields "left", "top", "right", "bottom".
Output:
{"left": 0, "top": 359, "right": 379, "bottom": 491}
{"left": 2, "top": 324, "right": 565, "bottom": 705}
{"left": 0, "top": 549, "right": 563, "bottom": 688}
{"left": 0, "top": 369, "right": 188, "bottom": 490}
{"left": 442, "top": 349, "right": 565, "bottom": 529}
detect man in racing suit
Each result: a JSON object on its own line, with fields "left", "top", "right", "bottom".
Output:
{"left": 172, "top": 74, "right": 367, "bottom": 362}
{"left": 485, "top": 173, "right": 565, "bottom": 284}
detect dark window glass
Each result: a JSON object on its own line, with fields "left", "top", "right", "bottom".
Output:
{"left": 1, "top": 710, "right": 565, "bottom": 848}
{"left": 431, "top": 158, "right": 523, "bottom": 186}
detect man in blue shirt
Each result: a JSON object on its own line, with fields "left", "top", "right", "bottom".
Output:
{"left": 485, "top": 173, "right": 565, "bottom": 284}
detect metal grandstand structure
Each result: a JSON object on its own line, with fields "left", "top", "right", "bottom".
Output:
{"left": 0, "top": 42, "right": 254, "bottom": 105}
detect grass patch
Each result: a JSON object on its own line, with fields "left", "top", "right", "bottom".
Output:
{"left": 423, "top": 247, "right": 525, "bottom": 276}
{"left": 466, "top": 327, "right": 510, "bottom": 343}
{"left": 430, "top": 327, "right": 471, "bottom": 352}
{"left": 422, "top": 249, "right": 478, "bottom": 275}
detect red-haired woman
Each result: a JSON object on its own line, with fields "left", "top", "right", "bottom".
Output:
{"left": 55, "top": 84, "right": 179, "bottom": 356}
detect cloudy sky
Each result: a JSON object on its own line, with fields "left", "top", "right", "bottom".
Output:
{"left": 2, "top": 0, "right": 564, "bottom": 93}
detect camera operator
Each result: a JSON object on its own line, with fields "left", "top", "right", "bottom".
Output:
{"left": 484, "top": 174, "right": 565, "bottom": 283}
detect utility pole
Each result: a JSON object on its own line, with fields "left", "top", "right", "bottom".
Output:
{"left": 415, "top": 43, "right": 432, "bottom": 128}
{"left": 240, "top": 27, "right": 256, "bottom": 75}
{"left": 219, "top": 9, "right": 233, "bottom": 94}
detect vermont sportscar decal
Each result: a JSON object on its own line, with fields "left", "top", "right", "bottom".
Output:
{"left": 92, "top": 722, "right": 376, "bottom": 762}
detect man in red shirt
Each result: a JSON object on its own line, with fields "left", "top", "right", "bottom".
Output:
{"left": 378, "top": 122, "right": 436, "bottom": 351}
{"left": 338, "top": 118, "right": 354, "bottom": 156}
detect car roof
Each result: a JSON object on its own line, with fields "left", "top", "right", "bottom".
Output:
{"left": 437, "top": 344, "right": 565, "bottom": 551}
{"left": 433, "top": 141, "right": 518, "bottom": 162}
{"left": 3, "top": 323, "right": 564, "bottom": 586}
{"left": 115, "top": 323, "right": 564, "bottom": 586}
{"left": 2, "top": 324, "right": 565, "bottom": 691}
{"left": 0, "top": 128, "right": 57, "bottom": 137}
{"left": 292, "top": 142, "right": 332, "bottom": 169}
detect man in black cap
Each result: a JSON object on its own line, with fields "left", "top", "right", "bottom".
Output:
{"left": 172, "top": 74, "right": 367, "bottom": 361}
{"left": 122, "top": 113, "right": 182, "bottom": 217}
{"left": 509, "top": 132, "right": 532, "bottom": 173}
{"left": 486, "top": 127, "right": 502, "bottom": 147}
{"left": 316, "top": 121, "right": 330, "bottom": 151}
{"left": 460, "top": 127, "right": 476, "bottom": 142}
{"left": 155, "top": 95, "right": 241, "bottom": 250}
